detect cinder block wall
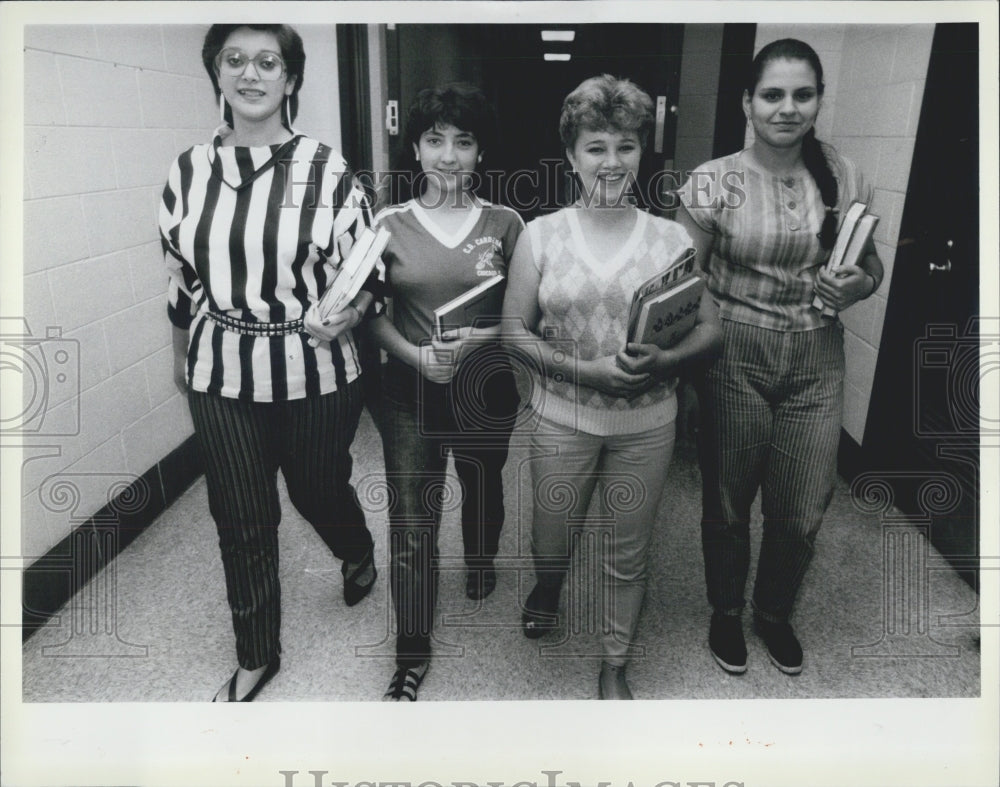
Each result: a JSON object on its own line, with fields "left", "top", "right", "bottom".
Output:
{"left": 21, "top": 24, "right": 342, "bottom": 561}
{"left": 829, "top": 25, "right": 934, "bottom": 443}
{"left": 753, "top": 24, "right": 934, "bottom": 443}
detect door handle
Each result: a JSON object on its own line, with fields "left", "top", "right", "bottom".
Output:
{"left": 929, "top": 240, "right": 954, "bottom": 273}
{"left": 654, "top": 96, "right": 666, "bottom": 153}
{"left": 386, "top": 100, "right": 399, "bottom": 136}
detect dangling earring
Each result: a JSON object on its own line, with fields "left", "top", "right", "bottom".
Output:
{"left": 284, "top": 96, "right": 292, "bottom": 128}
{"left": 219, "top": 94, "right": 227, "bottom": 125}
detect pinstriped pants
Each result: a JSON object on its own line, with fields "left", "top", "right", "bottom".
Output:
{"left": 698, "top": 320, "right": 844, "bottom": 622}
{"left": 188, "top": 380, "right": 373, "bottom": 669}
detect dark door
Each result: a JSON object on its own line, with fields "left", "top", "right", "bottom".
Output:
{"left": 384, "top": 23, "right": 685, "bottom": 218}
{"left": 865, "top": 23, "right": 980, "bottom": 587}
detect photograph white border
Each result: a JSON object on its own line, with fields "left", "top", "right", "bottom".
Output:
{"left": 2, "top": 2, "right": 998, "bottom": 786}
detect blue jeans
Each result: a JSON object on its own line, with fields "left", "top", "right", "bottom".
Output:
{"left": 698, "top": 320, "right": 845, "bottom": 622}
{"left": 381, "top": 345, "right": 519, "bottom": 665}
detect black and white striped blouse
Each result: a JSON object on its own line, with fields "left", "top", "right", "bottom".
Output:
{"left": 159, "top": 127, "right": 377, "bottom": 402}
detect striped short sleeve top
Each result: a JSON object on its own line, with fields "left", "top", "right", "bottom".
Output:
{"left": 677, "top": 143, "right": 872, "bottom": 331}
{"left": 159, "top": 126, "right": 376, "bottom": 402}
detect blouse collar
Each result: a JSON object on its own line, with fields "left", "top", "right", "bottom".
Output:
{"left": 207, "top": 124, "right": 304, "bottom": 191}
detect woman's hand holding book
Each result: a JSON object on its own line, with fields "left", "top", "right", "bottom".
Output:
{"left": 303, "top": 301, "right": 362, "bottom": 344}
{"left": 580, "top": 354, "right": 652, "bottom": 398}
{"left": 814, "top": 264, "right": 874, "bottom": 313}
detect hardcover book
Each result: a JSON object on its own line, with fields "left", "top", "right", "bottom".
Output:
{"left": 812, "top": 201, "right": 880, "bottom": 316}
{"left": 433, "top": 275, "right": 506, "bottom": 340}
{"left": 625, "top": 247, "right": 703, "bottom": 349}
{"left": 318, "top": 225, "right": 391, "bottom": 319}
{"left": 628, "top": 274, "right": 706, "bottom": 349}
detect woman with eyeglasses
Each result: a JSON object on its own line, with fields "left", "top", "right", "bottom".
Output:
{"left": 159, "top": 24, "right": 380, "bottom": 701}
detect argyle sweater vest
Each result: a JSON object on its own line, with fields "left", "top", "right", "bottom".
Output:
{"left": 525, "top": 208, "right": 692, "bottom": 436}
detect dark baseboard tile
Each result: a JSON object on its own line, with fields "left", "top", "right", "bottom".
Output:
{"left": 21, "top": 435, "right": 202, "bottom": 642}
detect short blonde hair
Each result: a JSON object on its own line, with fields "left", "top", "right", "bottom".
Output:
{"left": 559, "top": 74, "right": 655, "bottom": 150}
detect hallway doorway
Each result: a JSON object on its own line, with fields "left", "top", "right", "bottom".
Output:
{"left": 384, "top": 23, "right": 685, "bottom": 218}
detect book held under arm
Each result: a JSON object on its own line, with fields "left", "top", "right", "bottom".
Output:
{"left": 306, "top": 225, "right": 390, "bottom": 347}
{"left": 433, "top": 275, "right": 506, "bottom": 340}
{"left": 317, "top": 225, "right": 391, "bottom": 319}
{"left": 812, "top": 201, "right": 879, "bottom": 316}
{"left": 625, "top": 247, "right": 705, "bottom": 350}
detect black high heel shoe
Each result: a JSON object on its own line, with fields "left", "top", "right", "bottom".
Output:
{"left": 521, "top": 583, "right": 560, "bottom": 639}
{"left": 342, "top": 546, "right": 377, "bottom": 607}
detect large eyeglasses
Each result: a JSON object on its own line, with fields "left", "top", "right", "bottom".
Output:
{"left": 214, "top": 48, "right": 287, "bottom": 81}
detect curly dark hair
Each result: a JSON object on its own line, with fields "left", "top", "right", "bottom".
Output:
{"left": 201, "top": 24, "right": 305, "bottom": 129}
{"left": 404, "top": 82, "right": 497, "bottom": 161}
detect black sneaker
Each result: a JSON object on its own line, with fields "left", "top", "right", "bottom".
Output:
{"left": 753, "top": 616, "right": 803, "bottom": 675}
{"left": 709, "top": 612, "right": 747, "bottom": 674}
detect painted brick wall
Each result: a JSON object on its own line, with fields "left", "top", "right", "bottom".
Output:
{"left": 21, "top": 24, "right": 342, "bottom": 561}
{"left": 754, "top": 24, "right": 934, "bottom": 443}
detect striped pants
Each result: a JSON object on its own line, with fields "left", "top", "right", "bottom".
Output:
{"left": 697, "top": 320, "right": 844, "bottom": 622}
{"left": 188, "top": 380, "right": 373, "bottom": 670}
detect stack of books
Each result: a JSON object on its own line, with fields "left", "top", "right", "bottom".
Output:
{"left": 626, "top": 247, "right": 705, "bottom": 349}
{"left": 813, "top": 201, "right": 879, "bottom": 317}
{"left": 317, "top": 225, "right": 391, "bottom": 319}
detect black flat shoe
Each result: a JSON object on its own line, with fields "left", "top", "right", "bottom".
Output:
{"left": 521, "top": 583, "right": 559, "bottom": 639}
{"left": 342, "top": 547, "right": 377, "bottom": 607}
{"left": 709, "top": 611, "right": 747, "bottom": 674}
{"left": 212, "top": 656, "right": 280, "bottom": 702}
{"left": 753, "top": 615, "right": 803, "bottom": 675}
